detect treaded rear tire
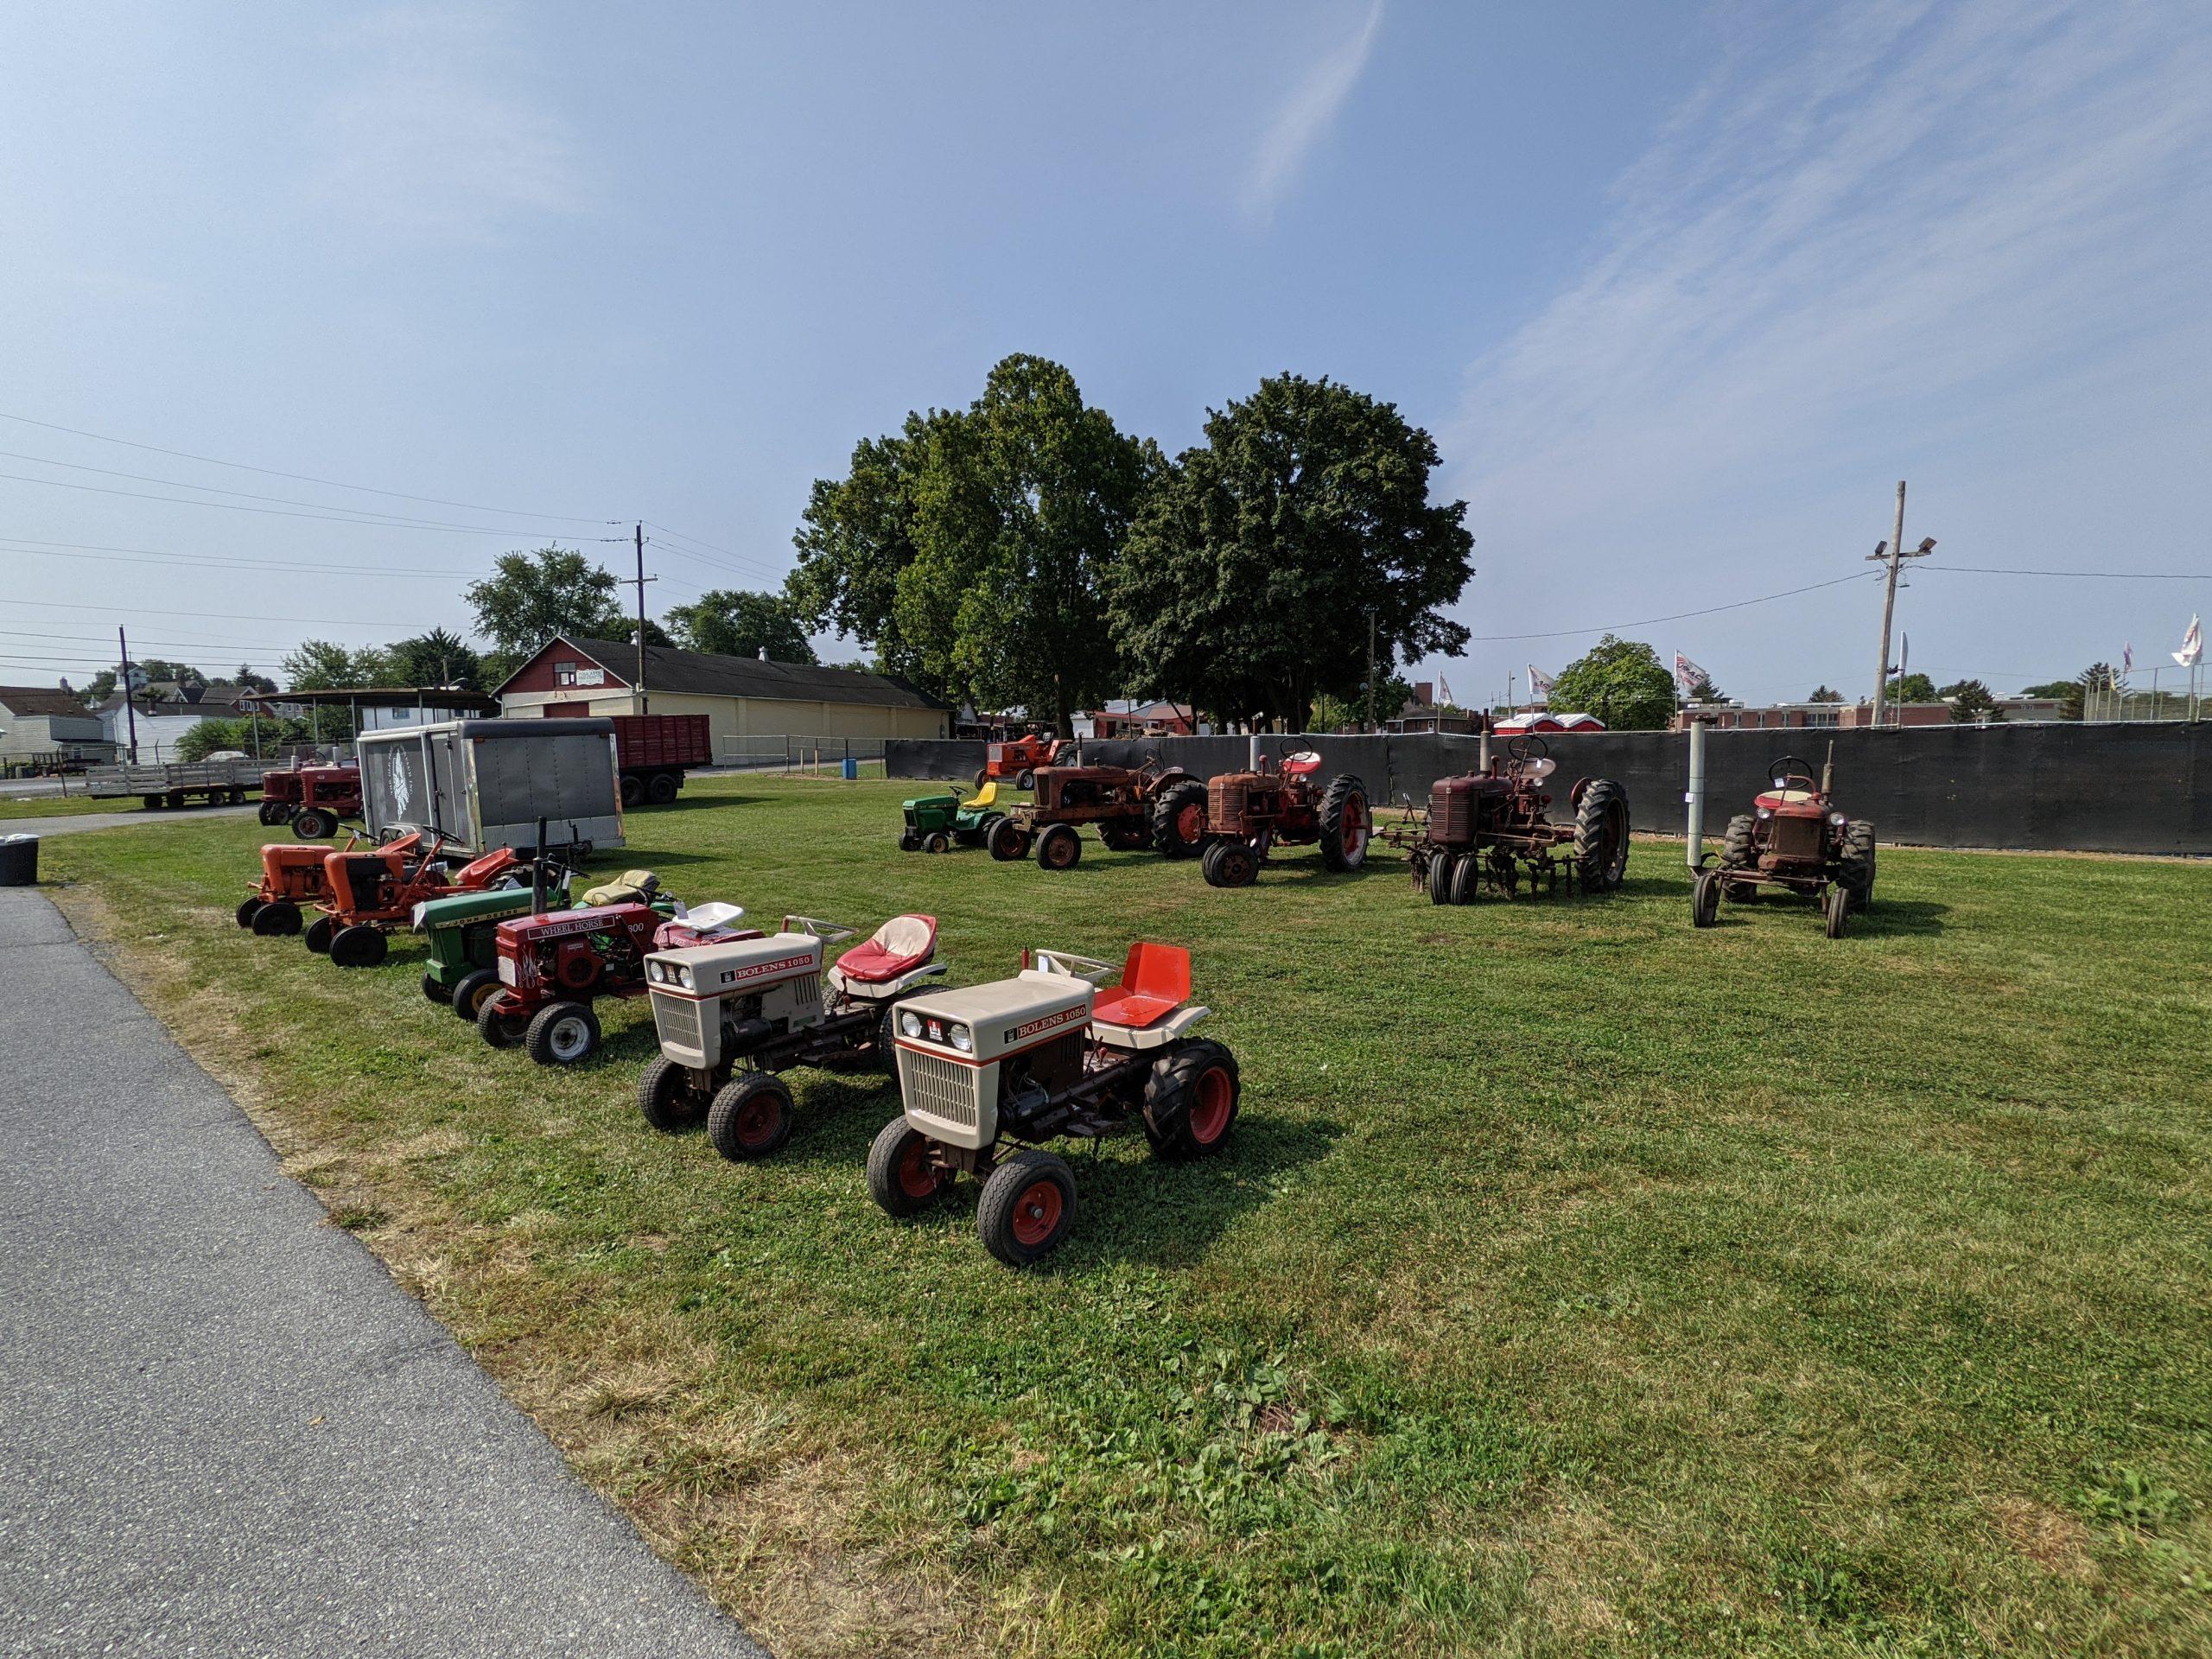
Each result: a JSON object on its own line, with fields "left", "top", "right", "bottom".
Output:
{"left": 1142, "top": 1039, "right": 1240, "bottom": 1160}
{"left": 1719, "top": 813, "right": 1756, "bottom": 870}
{"left": 1151, "top": 779, "right": 1209, "bottom": 859}
{"left": 976, "top": 1150, "right": 1077, "bottom": 1267}
{"left": 1316, "top": 775, "right": 1371, "bottom": 872}
{"left": 1840, "top": 822, "right": 1877, "bottom": 911}
{"left": 1572, "top": 778, "right": 1630, "bottom": 892}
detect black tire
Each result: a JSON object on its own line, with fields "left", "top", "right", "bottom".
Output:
{"left": 620, "top": 772, "right": 643, "bottom": 808}
{"left": 303, "top": 914, "right": 335, "bottom": 953}
{"left": 1840, "top": 823, "right": 1877, "bottom": 911}
{"left": 876, "top": 999, "right": 911, "bottom": 1077}
{"left": 1572, "top": 779, "right": 1630, "bottom": 893}
{"left": 923, "top": 830, "right": 950, "bottom": 854}
{"left": 1151, "top": 779, "right": 1210, "bottom": 859}
{"left": 1014, "top": 768, "right": 1035, "bottom": 791}
{"left": 646, "top": 772, "right": 679, "bottom": 806}
{"left": 1719, "top": 813, "right": 1757, "bottom": 871}
{"left": 477, "top": 995, "right": 529, "bottom": 1049}
{"left": 707, "top": 1071, "right": 795, "bottom": 1161}
{"left": 638, "top": 1055, "right": 709, "bottom": 1132}
{"left": 1692, "top": 868, "right": 1721, "bottom": 928}
{"left": 450, "top": 968, "right": 503, "bottom": 1022}
{"left": 898, "top": 831, "right": 921, "bottom": 853}
{"left": 1316, "top": 775, "right": 1371, "bottom": 872}
{"left": 329, "top": 925, "right": 388, "bottom": 969}
{"left": 976, "top": 1150, "right": 1077, "bottom": 1267}
{"left": 253, "top": 899, "right": 304, "bottom": 936}
{"left": 1204, "top": 841, "right": 1258, "bottom": 887}
{"left": 1450, "top": 852, "right": 1482, "bottom": 906}
{"left": 1142, "top": 1039, "right": 1241, "bottom": 1160}
{"left": 867, "top": 1117, "right": 952, "bottom": 1216}
{"left": 524, "top": 1000, "right": 601, "bottom": 1066}
{"left": 236, "top": 896, "right": 265, "bottom": 929}
{"left": 292, "top": 808, "right": 336, "bottom": 840}
{"left": 1825, "top": 885, "right": 1851, "bottom": 938}
{"left": 988, "top": 817, "right": 1031, "bottom": 861}
{"left": 421, "top": 969, "right": 450, "bottom": 1005}
{"left": 1036, "top": 823, "right": 1082, "bottom": 871}
{"left": 1427, "top": 851, "right": 1456, "bottom": 906}
{"left": 257, "top": 801, "right": 283, "bottom": 826}
{"left": 974, "top": 766, "right": 988, "bottom": 791}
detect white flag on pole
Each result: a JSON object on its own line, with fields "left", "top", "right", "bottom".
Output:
{"left": 1674, "top": 652, "right": 1708, "bottom": 692}
{"left": 2174, "top": 616, "right": 2202, "bottom": 668}
{"left": 2122, "top": 641, "right": 2133, "bottom": 674}
{"left": 1435, "top": 671, "right": 1455, "bottom": 709}
{"left": 1526, "top": 664, "right": 1554, "bottom": 700}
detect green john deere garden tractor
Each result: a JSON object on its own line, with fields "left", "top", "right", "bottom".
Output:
{"left": 898, "top": 781, "right": 1007, "bottom": 854}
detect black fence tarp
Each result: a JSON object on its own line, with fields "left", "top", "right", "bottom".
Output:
{"left": 886, "top": 724, "right": 2211, "bottom": 856}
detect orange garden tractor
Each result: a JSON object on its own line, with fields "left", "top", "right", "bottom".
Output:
{"left": 1391, "top": 735, "right": 1631, "bottom": 905}
{"left": 1192, "top": 750, "right": 1372, "bottom": 887}
{"left": 866, "top": 941, "right": 1238, "bottom": 1267}
{"left": 1693, "top": 750, "right": 1876, "bottom": 938}
{"left": 986, "top": 757, "right": 1204, "bottom": 869}
{"left": 636, "top": 913, "right": 946, "bottom": 1160}
{"left": 237, "top": 830, "right": 371, "bottom": 935}
{"left": 976, "top": 733, "right": 1071, "bottom": 791}
{"left": 307, "top": 833, "right": 530, "bottom": 967}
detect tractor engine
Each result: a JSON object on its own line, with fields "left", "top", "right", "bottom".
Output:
{"left": 1427, "top": 775, "right": 1512, "bottom": 849}
{"left": 644, "top": 931, "right": 828, "bottom": 1071}
{"left": 891, "top": 971, "right": 1094, "bottom": 1151}
{"left": 1207, "top": 771, "right": 1289, "bottom": 834}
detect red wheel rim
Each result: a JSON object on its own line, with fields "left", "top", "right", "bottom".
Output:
{"left": 1341, "top": 797, "right": 1369, "bottom": 854}
{"left": 896, "top": 1137, "right": 939, "bottom": 1199}
{"left": 1010, "top": 1179, "right": 1064, "bottom": 1245}
{"left": 1175, "top": 803, "right": 1205, "bottom": 841}
{"left": 1188, "top": 1066, "right": 1233, "bottom": 1143}
{"left": 1046, "top": 837, "right": 1073, "bottom": 868}
{"left": 735, "top": 1094, "right": 782, "bottom": 1147}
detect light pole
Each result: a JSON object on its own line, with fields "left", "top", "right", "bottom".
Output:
{"left": 1867, "top": 480, "right": 1935, "bottom": 727}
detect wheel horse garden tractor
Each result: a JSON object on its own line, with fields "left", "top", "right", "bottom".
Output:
{"left": 308, "top": 832, "right": 530, "bottom": 968}
{"left": 1193, "top": 749, "right": 1372, "bottom": 887}
{"left": 866, "top": 941, "right": 1239, "bottom": 1267}
{"left": 1389, "top": 734, "right": 1631, "bottom": 905}
{"left": 986, "top": 757, "right": 1203, "bottom": 870}
{"left": 1692, "top": 748, "right": 1875, "bottom": 938}
{"left": 636, "top": 913, "right": 946, "bottom": 1160}
{"left": 411, "top": 856, "right": 578, "bottom": 1018}
{"left": 899, "top": 781, "right": 1007, "bottom": 853}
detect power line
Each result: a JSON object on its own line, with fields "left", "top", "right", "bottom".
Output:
{"left": 0, "top": 537, "right": 471, "bottom": 578}
{"left": 0, "top": 470, "right": 626, "bottom": 537}
{"left": 0, "top": 409, "right": 617, "bottom": 524}
{"left": 1464, "top": 570, "right": 1878, "bottom": 644}
{"left": 1922, "top": 564, "right": 2210, "bottom": 580}
{"left": 6, "top": 595, "right": 435, "bottom": 631}
{"left": 645, "top": 522, "right": 786, "bottom": 580}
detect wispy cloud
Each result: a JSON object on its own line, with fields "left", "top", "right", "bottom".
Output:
{"left": 308, "top": 4, "right": 588, "bottom": 242}
{"left": 1246, "top": 0, "right": 1386, "bottom": 218}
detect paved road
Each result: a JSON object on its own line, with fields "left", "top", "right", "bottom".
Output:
{"left": 0, "top": 803, "right": 259, "bottom": 838}
{"left": 0, "top": 887, "right": 766, "bottom": 1658}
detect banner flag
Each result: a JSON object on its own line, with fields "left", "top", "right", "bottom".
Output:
{"left": 1526, "top": 664, "right": 1554, "bottom": 699}
{"left": 1674, "top": 652, "right": 1708, "bottom": 692}
{"left": 2175, "top": 616, "right": 2202, "bottom": 669}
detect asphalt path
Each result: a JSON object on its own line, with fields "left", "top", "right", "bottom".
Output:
{"left": 0, "top": 803, "right": 260, "bottom": 838}
{"left": 0, "top": 886, "right": 766, "bottom": 1657}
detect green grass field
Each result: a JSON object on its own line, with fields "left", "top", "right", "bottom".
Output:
{"left": 38, "top": 775, "right": 2212, "bottom": 1657}
{"left": 0, "top": 791, "right": 149, "bottom": 819}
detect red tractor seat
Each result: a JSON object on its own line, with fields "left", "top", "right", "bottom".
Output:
{"left": 1282, "top": 751, "right": 1323, "bottom": 777}
{"left": 454, "top": 847, "right": 520, "bottom": 887}
{"left": 1755, "top": 789, "right": 1820, "bottom": 810}
{"left": 1090, "top": 942, "right": 1190, "bottom": 1029}
{"left": 836, "top": 914, "right": 938, "bottom": 983}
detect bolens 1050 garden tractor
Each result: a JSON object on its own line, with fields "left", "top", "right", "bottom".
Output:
{"left": 976, "top": 733, "right": 1071, "bottom": 791}
{"left": 986, "top": 757, "right": 1204, "bottom": 870}
{"left": 238, "top": 829, "right": 368, "bottom": 936}
{"left": 1192, "top": 750, "right": 1372, "bottom": 887}
{"left": 865, "top": 941, "right": 1239, "bottom": 1267}
{"left": 899, "top": 781, "right": 1006, "bottom": 854}
{"left": 1391, "top": 735, "right": 1631, "bottom": 906}
{"left": 307, "top": 833, "right": 529, "bottom": 968}
{"left": 637, "top": 913, "right": 946, "bottom": 1160}
{"left": 1693, "top": 748, "right": 1875, "bottom": 938}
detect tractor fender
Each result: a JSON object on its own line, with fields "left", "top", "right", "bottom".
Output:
{"left": 1567, "top": 777, "right": 1592, "bottom": 808}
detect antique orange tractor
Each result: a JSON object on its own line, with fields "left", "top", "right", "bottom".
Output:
{"left": 1693, "top": 749, "right": 1875, "bottom": 937}
{"left": 237, "top": 830, "right": 372, "bottom": 935}
{"left": 975, "top": 732, "right": 1071, "bottom": 791}
{"left": 1192, "top": 749, "right": 1371, "bottom": 887}
{"left": 986, "top": 756, "right": 1203, "bottom": 869}
{"left": 307, "top": 832, "right": 529, "bottom": 967}
{"left": 1391, "top": 734, "right": 1630, "bottom": 904}
{"left": 257, "top": 762, "right": 361, "bottom": 837}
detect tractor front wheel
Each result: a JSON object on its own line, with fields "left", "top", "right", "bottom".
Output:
{"left": 420, "top": 969, "right": 450, "bottom": 1005}
{"left": 899, "top": 830, "right": 921, "bottom": 852}
{"left": 525, "top": 1000, "right": 602, "bottom": 1066}
{"left": 249, "top": 899, "right": 299, "bottom": 937}
{"left": 1824, "top": 885, "right": 1851, "bottom": 938}
{"left": 638, "top": 1055, "right": 709, "bottom": 1133}
{"left": 708, "top": 1071, "right": 795, "bottom": 1160}
{"left": 257, "top": 801, "right": 283, "bottom": 826}
{"left": 292, "top": 809, "right": 337, "bottom": 840}
{"left": 1202, "top": 840, "right": 1258, "bottom": 888}
{"left": 1151, "top": 780, "right": 1210, "bottom": 859}
{"left": 867, "top": 1118, "right": 952, "bottom": 1216}
{"left": 329, "top": 925, "right": 388, "bottom": 969}
{"left": 1316, "top": 775, "right": 1371, "bottom": 872}
{"left": 988, "top": 817, "right": 1031, "bottom": 861}
{"left": 302, "top": 914, "right": 335, "bottom": 953}
{"left": 1014, "top": 768, "right": 1036, "bottom": 791}
{"left": 1450, "top": 853, "right": 1482, "bottom": 906}
{"left": 1143, "top": 1039, "right": 1241, "bottom": 1160}
{"left": 1572, "top": 778, "right": 1631, "bottom": 893}
{"left": 1692, "top": 868, "right": 1722, "bottom": 928}
{"left": 451, "top": 969, "right": 503, "bottom": 1022}
{"left": 977, "top": 1150, "right": 1077, "bottom": 1267}
{"left": 923, "top": 830, "right": 950, "bottom": 854}
{"left": 1427, "top": 850, "right": 1456, "bottom": 906}
{"left": 1036, "top": 824, "right": 1082, "bottom": 871}
{"left": 236, "top": 897, "right": 264, "bottom": 929}
{"left": 477, "top": 995, "right": 531, "bottom": 1049}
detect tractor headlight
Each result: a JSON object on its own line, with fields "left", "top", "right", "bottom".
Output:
{"left": 1828, "top": 811, "right": 1847, "bottom": 826}
{"left": 900, "top": 1010, "right": 923, "bottom": 1038}
{"left": 1757, "top": 807, "right": 1773, "bottom": 819}
{"left": 647, "top": 960, "right": 665, "bottom": 984}
{"left": 673, "top": 963, "right": 693, "bottom": 990}
{"left": 949, "top": 1023, "right": 973, "bottom": 1053}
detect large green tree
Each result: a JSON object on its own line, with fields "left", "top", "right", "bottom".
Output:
{"left": 383, "top": 627, "right": 484, "bottom": 690}
{"left": 786, "top": 425, "right": 937, "bottom": 690}
{"left": 1941, "top": 678, "right": 2005, "bottom": 722}
{"left": 281, "top": 640, "right": 390, "bottom": 691}
{"left": 465, "top": 547, "right": 628, "bottom": 662}
{"left": 1104, "top": 373, "right": 1473, "bottom": 731}
{"left": 1885, "top": 671, "right": 1938, "bottom": 703}
{"left": 1547, "top": 635, "right": 1676, "bottom": 729}
{"left": 667, "top": 590, "right": 817, "bottom": 664}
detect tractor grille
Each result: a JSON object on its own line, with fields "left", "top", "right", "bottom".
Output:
{"left": 652, "top": 992, "right": 705, "bottom": 1053}
{"left": 785, "top": 971, "right": 820, "bottom": 1010}
{"left": 900, "top": 1048, "right": 979, "bottom": 1131}
{"left": 1772, "top": 817, "right": 1822, "bottom": 861}
{"left": 1431, "top": 779, "right": 1473, "bottom": 843}
{"left": 1208, "top": 773, "right": 1253, "bottom": 826}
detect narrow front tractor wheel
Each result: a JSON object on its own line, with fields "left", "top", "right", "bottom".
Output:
{"left": 250, "top": 899, "right": 300, "bottom": 937}
{"left": 1450, "top": 853, "right": 1482, "bottom": 906}
{"left": 1203, "top": 841, "right": 1258, "bottom": 888}
{"left": 1151, "top": 779, "right": 1210, "bottom": 859}
{"left": 1824, "top": 885, "right": 1851, "bottom": 938}
{"left": 256, "top": 801, "right": 283, "bottom": 826}
{"left": 1572, "top": 778, "right": 1631, "bottom": 893}
{"left": 867, "top": 1117, "right": 952, "bottom": 1216}
{"left": 1316, "top": 775, "right": 1371, "bottom": 872}
{"left": 637, "top": 1055, "right": 709, "bottom": 1132}
{"left": 525, "top": 1000, "right": 601, "bottom": 1066}
{"left": 450, "top": 968, "right": 502, "bottom": 1022}
{"left": 1035, "top": 824, "right": 1082, "bottom": 871}
{"left": 1840, "top": 823, "right": 1877, "bottom": 912}
{"left": 329, "top": 925, "right": 388, "bottom": 969}
{"left": 976, "top": 1150, "right": 1077, "bottom": 1267}
{"left": 708, "top": 1071, "right": 796, "bottom": 1161}
{"left": 988, "top": 817, "right": 1031, "bottom": 861}
{"left": 1692, "top": 868, "right": 1722, "bottom": 928}
{"left": 236, "top": 897, "right": 265, "bottom": 930}
{"left": 303, "top": 915, "right": 335, "bottom": 954}
{"left": 292, "top": 809, "right": 337, "bottom": 840}
{"left": 477, "top": 995, "right": 530, "bottom": 1049}
{"left": 1144, "top": 1039, "right": 1241, "bottom": 1160}
{"left": 420, "top": 969, "right": 451, "bottom": 1005}
{"left": 923, "top": 830, "right": 950, "bottom": 854}
{"left": 1014, "top": 768, "right": 1035, "bottom": 791}
{"left": 1427, "top": 851, "right": 1456, "bottom": 906}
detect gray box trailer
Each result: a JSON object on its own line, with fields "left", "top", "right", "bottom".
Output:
{"left": 355, "top": 718, "right": 624, "bottom": 856}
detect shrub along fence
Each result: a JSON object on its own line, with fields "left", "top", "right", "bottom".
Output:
{"left": 886, "top": 723, "right": 2212, "bottom": 856}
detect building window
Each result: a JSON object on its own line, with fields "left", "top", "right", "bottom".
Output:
{"left": 1804, "top": 709, "right": 1839, "bottom": 728}
{"left": 554, "top": 661, "right": 578, "bottom": 686}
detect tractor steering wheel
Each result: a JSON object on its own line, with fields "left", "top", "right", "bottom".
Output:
{"left": 1767, "top": 754, "right": 1815, "bottom": 790}
{"left": 1506, "top": 734, "right": 1548, "bottom": 762}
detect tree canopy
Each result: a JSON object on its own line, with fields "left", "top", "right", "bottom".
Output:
{"left": 381, "top": 628, "right": 484, "bottom": 691}
{"left": 1940, "top": 678, "right": 2005, "bottom": 722}
{"left": 1547, "top": 636, "right": 1675, "bottom": 729}
{"left": 1684, "top": 673, "right": 1725, "bottom": 704}
{"left": 668, "top": 589, "right": 817, "bottom": 664}
{"left": 466, "top": 547, "right": 628, "bottom": 661}
{"left": 1807, "top": 684, "right": 1844, "bottom": 702}
{"left": 281, "top": 640, "right": 385, "bottom": 691}
{"left": 1885, "top": 671, "right": 1938, "bottom": 703}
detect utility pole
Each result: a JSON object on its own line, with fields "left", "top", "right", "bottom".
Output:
{"left": 1364, "top": 609, "right": 1377, "bottom": 732}
{"left": 118, "top": 626, "right": 138, "bottom": 764}
{"left": 1868, "top": 481, "right": 1933, "bottom": 728}
{"left": 631, "top": 522, "right": 657, "bottom": 715}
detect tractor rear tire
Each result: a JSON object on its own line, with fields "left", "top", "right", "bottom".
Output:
{"left": 708, "top": 1071, "right": 795, "bottom": 1161}
{"left": 303, "top": 914, "right": 335, "bottom": 953}
{"left": 292, "top": 809, "right": 337, "bottom": 840}
{"left": 1824, "top": 886, "right": 1851, "bottom": 938}
{"left": 330, "top": 925, "right": 388, "bottom": 969}
{"left": 1203, "top": 841, "right": 1258, "bottom": 888}
{"left": 1316, "top": 775, "right": 1372, "bottom": 872}
{"left": 638, "top": 1055, "right": 708, "bottom": 1133}
{"left": 1427, "top": 851, "right": 1456, "bottom": 906}
{"left": 451, "top": 969, "right": 502, "bottom": 1022}
{"left": 1450, "top": 853, "right": 1482, "bottom": 906}
{"left": 1692, "top": 868, "right": 1721, "bottom": 928}
{"left": 867, "top": 1117, "right": 952, "bottom": 1216}
{"left": 976, "top": 1150, "right": 1077, "bottom": 1267}
{"left": 1719, "top": 813, "right": 1757, "bottom": 871}
{"left": 477, "top": 995, "right": 530, "bottom": 1049}
{"left": 620, "top": 773, "right": 643, "bottom": 807}
{"left": 1151, "top": 780, "right": 1209, "bottom": 859}
{"left": 525, "top": 1000, "right": 601, "bottom": 1066}
{"left": 1036, "top": 824, "right": 1082, "bottom": 871}
{"left": 923, "top": 830, "right": 950, "bottom": 854}
{"left": 988, "top": 817, "right": 1031, "bottom": 861}
{"left": 646, "top": 771, "right": 679, "bottom": 806}
{"left": 420, "top": 969, "right": 450, "bottom": 1005}
{"left": 1143, "top": 1039, "right": 1241, "bottom": 1160}
{"left": 236, "top": 897, "right": 265, "bottom": 929}
{"left": 974, "top": 767, "right": 988, "bottom": 791}
{"left": 1840, "top": 823, "right": 1877, "bottom": 912}
{"left": 1572, "top": 778, "right": 1631, "bottom": 893}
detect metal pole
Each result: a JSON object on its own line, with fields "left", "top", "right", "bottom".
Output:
{"left": 1872, "top": 480, "right": 1906, "bottom": 727}
{"left": 1685, "top": 716, "right": 1708, "bottom": 868}
{"left": 633, "top": 523, "right": 650, "bottom": 715}
{"left": 1364, "top": 609, "right": 1376, "bottom": 731}
{"left": 118, "top": 626, "right": 139, "bottom": 764}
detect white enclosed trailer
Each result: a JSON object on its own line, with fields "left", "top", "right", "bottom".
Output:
{"left": 355, "top": 717, "right": 624, "bottom": 856}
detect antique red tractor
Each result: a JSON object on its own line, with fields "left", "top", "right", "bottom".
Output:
{"left": 475, "top": 883, "right": 756, "bottom": 1066}
{"left": 1192, "top": 750, "right": 1371, "bottom": 887}
{"left": 867, "top": 940, "right": 1238, "bottom": 1266}
{"left": 976, "top": 732, "right": 1071, "bottom": 791}
{"left": 636, "top": 913, "right": 947, "bottom": 1159}
{"left": 986, "top": 757, "right": 1203, "bottom": 869}
{"left": 1693, "top": 750, "right": 1875, "bottom": 937}
{"left": 308, "top": 833, "right": 529, "bottom": 967}
{"left": 257, "top": 763, "right": 361, "bottom": 838}
{"left": 237, "top": 830, "right": 369, "bottom": 935}
{"left": 1392, "top": 735, "right": 1630, "bottom": 904}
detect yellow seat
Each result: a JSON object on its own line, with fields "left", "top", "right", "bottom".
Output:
{"left": 969, "top": 781, "right": 1000, "bottom": 809}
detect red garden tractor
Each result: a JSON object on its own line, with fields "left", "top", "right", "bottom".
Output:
{"left": 636, "top": 912, "right": 947, "bottom": 1159}
{"left": 976, "top": 733, "right": 1071, "bottom": 791}
{"left": 1192, "top": 750, "right": 1372, "bottom": 887}
{"left": 1389, "top": 734, "right": 1631, "bottom": 905}
{"left": 986, "top": 757, "right": 1204, "bottom": 869}
{"left": 307, "top": 833, "right": 530, "bottom": 967}
{"left": 237, "top": 830, "right": 371, "bottom": 935}
{"left": 866, "top": 940, "right": 1239, "bottom": 1267}
{"left": 1693, "top": 749, "right": 1875, "bottom": 937}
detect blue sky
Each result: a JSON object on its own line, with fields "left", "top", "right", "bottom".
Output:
{"left": 4, "top": 1, "right": 2209, "bottom": 707}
